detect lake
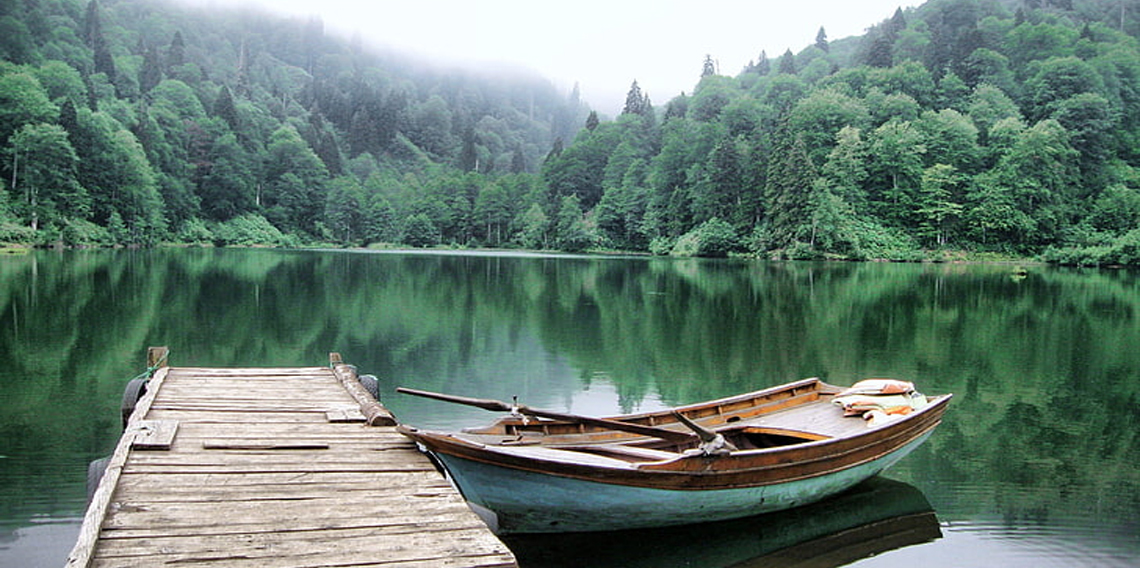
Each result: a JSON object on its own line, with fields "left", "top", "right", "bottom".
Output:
{"left": 0, "top": 248, "right": 1137, "bottom": 567}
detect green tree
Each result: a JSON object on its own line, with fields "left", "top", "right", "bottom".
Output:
{"left": 554, "top": 194, "right": 592, "bottom": 252}
{"left": 1025, "top": 56, "right": 1104, "bottom": 120}
{"left": 516, "top": 202, "right": 549, "bottom": 249}
{"left": 0, "top": 16, "right": 35, "bottom": 65}
{"left": 701, "top": 55, "right": 717, "bottom": 78}
{"left": 916, "top": 163, "right": 964, "bottom": 247}
{"left": 1048, "top": 92, "right": 1116, "bottom": 190}
{"left": 33, "top": 61, "right": 86, "bottom": 106}
{"left": 84, "top": 0, "right": 115, "bottom": 82}
{"left": 263, "top": 125, "right": 329, "bottom": 234}
{"left": 866, "top": 119, "right": 926, "bottom": 228}
{"left": 816, "top": 27, "right": 830, "bottom": 53}
{"left": 765, "top": 123, "right": 817, "bottom": 248}
{"left": 474, "top": 181, "right": 513, "bottom": 246}
{"left": 820, "top": 126, "right": 870, "bottom": 212}
{"left": 139, "top": 45, "right": 163, "bottom": 94}
{"left": 623, "top": 80, "right": 650, "bottom": 116}
{"left": 914, "top": 109, "right": 980, "bottom": 172}
{"left": 691, "top": 136, "right": 745, "bottom": 228}
{"left": 212, "top": 85, "right": 239, "bottom": 132}
{"left": 777, "top": 49, "right": 797, "bottom": 75}
{"left": 788, "top": 88, "right": 871, "bottom": 165}
{"left": 166, "top": 31, "right": 185, "bottom": 70}
{"left": 325, "top": 176, "right": 363, "bottom": 244}
{"left": 4, "top": 123, "right": 87, "bottom": 230}
{"left": 0, "top": 70, "right": 56, "bottom": 148}
{"left": 402, "top": 212, "right": 440, "bottom": 247}
{"left": 966, "top": 84, "right": 1022, "bottom": 144}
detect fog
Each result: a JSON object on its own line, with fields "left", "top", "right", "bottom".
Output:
{"left": 222, "top": 0, "right": 921, "bottom": 113}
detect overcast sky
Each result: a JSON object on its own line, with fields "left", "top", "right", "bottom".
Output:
{"left": 250, "top": 0, "right": 920, "bottom": 114}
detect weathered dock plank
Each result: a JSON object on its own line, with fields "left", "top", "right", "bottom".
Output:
{"left": 67, "top": 348, "right": 515, "bottom": 568}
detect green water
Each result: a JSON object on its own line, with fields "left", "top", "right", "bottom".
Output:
{"left": 0, "top": 249, "right": 1137, "bottom": 567}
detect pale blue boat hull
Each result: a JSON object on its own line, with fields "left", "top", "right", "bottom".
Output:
{"left": 435, "top": 430, "right": 934, "bottom": 534}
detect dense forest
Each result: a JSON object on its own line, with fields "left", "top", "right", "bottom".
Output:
{"left": 2, "top": 0, "right": 1140, "bottom": 265}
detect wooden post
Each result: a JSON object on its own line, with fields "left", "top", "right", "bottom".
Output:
{"left": 147, "top": 346, "right": 169, "bottom": 370}
{"left": 330, "top": 353, "right": 396, "bottom": 426}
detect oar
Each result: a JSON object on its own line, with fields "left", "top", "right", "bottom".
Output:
{"left": 672, "top": 411, "right": 738, "bottom": 454}
{"left": 396, "top": 387, "right": 698, "bottom": 444}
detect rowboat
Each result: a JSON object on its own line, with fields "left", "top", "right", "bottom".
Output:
{"left": 396, "top": 378, "right": 951, "bottom": 534}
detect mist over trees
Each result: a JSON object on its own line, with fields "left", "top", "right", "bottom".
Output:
{"left": 2, "top": 0, "right": 1140, "bottom": 265}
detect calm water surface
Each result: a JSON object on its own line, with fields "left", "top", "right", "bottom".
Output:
{"left": 0, "top": 249, "right": 1137, "bottom": 567}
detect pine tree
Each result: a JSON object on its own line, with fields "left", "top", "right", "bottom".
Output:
{"left": 765, "top": 120, "right": 817, "bottom": 248}
{"left": 622, "top": 80, "right": 648, "bottom": 115}
{"left": 459, "top": 125, "right": 478, "bottom": 172}
{"left": 778, "top": 49, "right": 797, "bottom": 75}
{"left": 139, "top": 45, "right": 163, "bottom": 94}
{"left": 510, "top": 145, "right": 526, "bottom": 173}
{"left": 213, "top": 85, "right": 239, "bottom": 131}
{"left": 756, "top": 51, "right": 771, "bottom": 75}
{"left": 701, "top": 55, "right": 716, "bottom": 78}
{"left": 815, "top": 27, "right": 829, "bottom": 53}
{"left": 167, "top": 31, "right": 185, "bottom": 70}
{"left": 85, "top": 0, "right": 116, "bottom": 80}
{"left": 585, "top": 110, "right": 599, "bottom": 131}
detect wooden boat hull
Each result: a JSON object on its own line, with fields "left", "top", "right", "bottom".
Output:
{"left": 502, "top": 476, "right": 941, "bottom": 568}
{"left": 398, "top": 379, "right": 951, "bottom": 534}
{"left": 432, "top": 429, "right": 935, "bottom": 534}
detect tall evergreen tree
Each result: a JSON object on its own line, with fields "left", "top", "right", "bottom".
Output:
{"left": 702, "top": 55, "right": 717, "bottom": 78}
{"left": 585, "top": 110, "right": 599, "bottom": 131}
{"left": 212, "top": 85, "right": 239, "bottom": 131}
{"left": 166, "top": 31, "right": 185, "bottom": 71}
{"left": 756, "top": 50, "right": 771, "bottom": 75}
{"left": 139, "top": 45, "right": 163, "bottom": 94}
{"left": 765, "top": 120, "right": 817, "bottom": 247}
{"left": 816, "top": 27, "right": 830, "bottom": 53}
{"left": 622, "top": 80, "right": 649, "bottom": 116}
{"left": 778, "top": 49, "right": 797, "bottom": 74}
{"left": 84, "top": 0, "right": 116, "bottom": 81}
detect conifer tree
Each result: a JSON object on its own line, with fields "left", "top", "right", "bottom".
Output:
{"left": 622, "top": 80, "right": 648, "bottom": 116}
{"left": 213, "top": 85, "right": 238, "bottom": 131}
{"left": 756, "top": 51, "right": 771, "bottom": 75}
{"left": 585, "top": 110, "right": 599, "bottom": 131}
{"left": 139, "top": 45, "right": 163, "bottom": 94}
{"left": 701, "top": 55, "right": 716, "bottom": 78}
{"left": 816, "top": 27, "right": 829, "bottom": 53}
{"left": 84, "top": 0, "right": 116, "bottom": 80}
{"left": 778, "top": 49, "right": 797, "bottom": 74}
{"left": 167, "top": 31, "right": 185, "bottom": 70}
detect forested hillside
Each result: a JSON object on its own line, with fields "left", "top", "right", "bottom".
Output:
{"left": 2, "top": 0, "right": 1140, "bottom": 265}
{"left": 0, "top": 0, "right": 585, "bottom": 247}
{"left": 543, "top": 0, "right": 1140, "bottom": 264}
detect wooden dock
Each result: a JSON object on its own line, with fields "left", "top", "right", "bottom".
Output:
{"left": 67, "top": 348, "right": 517, "bottom": 568}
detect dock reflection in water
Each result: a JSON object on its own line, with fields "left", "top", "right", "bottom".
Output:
{"left": 503, "top": 476, "right": 940, "bottom": 568}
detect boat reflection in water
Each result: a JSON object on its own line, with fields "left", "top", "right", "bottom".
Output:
{"left": 502, "top": 477, "right": 941, "bottom": 568}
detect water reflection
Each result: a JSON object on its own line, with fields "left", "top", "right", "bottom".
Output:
{"left": 504, "top": 477, "right": 940, "bottom": 568}
{"left": 0, "top": 249, "right": 1137, "bottom": 566}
